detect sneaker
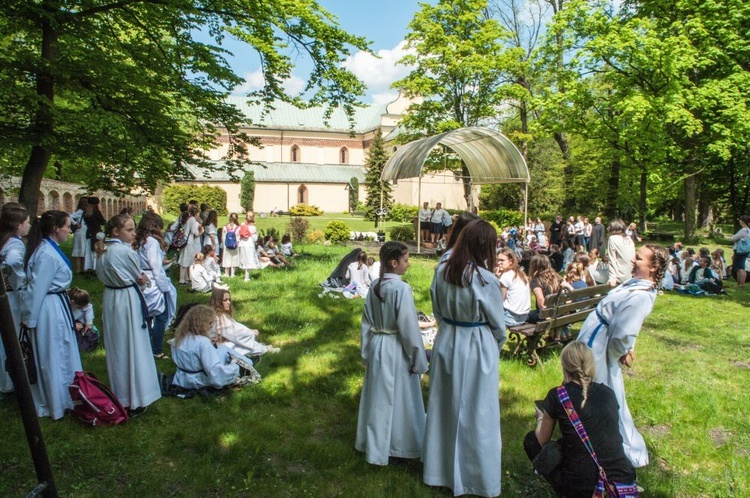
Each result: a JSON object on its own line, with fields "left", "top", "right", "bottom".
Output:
{"left": 267, "top": 346, "right": 281, "bottom": 354}
{"left": 128, "top": 406, "right": 148, "bottom": 418}
{"left": 213, "top": 282, "right": 229, "bottom": 290}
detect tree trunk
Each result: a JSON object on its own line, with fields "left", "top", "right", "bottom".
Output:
{"left": 639, "top": 168, "right": 647, "bottom": 232}
{"left": 684, "top": 168, "right": 697, "bottom": 240}
{"left": 604, "top": 157, "right": 620, "bottom": 219}
{"left": 461, "top": 164, "right": 473, "bottom": 209}
{"left": 19, "top": 16, "right": 58, "bottom": 216}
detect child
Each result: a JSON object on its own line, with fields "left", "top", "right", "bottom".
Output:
{"left": 562, "top": 262, "right": 588, "bottom": 291}
{"left": 346, "top": 251, "right": 372, "bottom": 295}
{"left": 208, "top": 289, "right": 281, "bottom": 358}
{"left": 263, "top": 236, "right": 289, "bottom": 266}
{"left": 95, "top": 214, "right": 161, "bottom": 415}
{"left": 688, "top": 256, "right": 724, "bottom": 294}
{"left": 170, "top": 305, "right": 241, "bottom": 390}
{"left": 711, "top": 249, "right": 727, "bottom": 279}
{"left": 355, "top": 242, "right": 428, "bottom": 466}
{"left": 366, "top": 257, "right": 380, "bottom": 283}
{"left": 68, "top": 287, "right": 100, "bottom": 351}
{"left": 201, "top": 245, "right": 223, "bottom": 284}
{"left": 495, "top": 247, "right": 531, "bottom": 327}
{"left": 190, "top": 253, "right": 227, "bottom": 293}
{"left": 280, "top": 234, "right": 297, "bottom": 257}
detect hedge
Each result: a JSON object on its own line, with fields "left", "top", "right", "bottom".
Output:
{"left": 163, "top": 184, "right": 228, "bottom": 215}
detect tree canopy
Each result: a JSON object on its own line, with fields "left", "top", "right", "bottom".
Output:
{"left": 0, "top": 0, "right": 369, "bottom": 214}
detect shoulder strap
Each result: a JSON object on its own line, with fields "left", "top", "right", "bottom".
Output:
{"left": 556, "top": 385, "right": 617, "bottom": 498}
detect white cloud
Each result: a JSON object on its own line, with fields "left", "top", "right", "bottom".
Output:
{"left": 371, "top": 91, "right": 399, "bottom": 106}
{"left": 233, "top": 69, "right": 306, "bottom": 96}
{"left": 343, "top": 40, "right": 415, "bottom": 95}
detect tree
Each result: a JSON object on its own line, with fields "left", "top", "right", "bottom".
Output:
{"left": 394, "top": 0, "right": 517, "bottom": 208}
{"left": 0, "top": 0, "right": 368, "bottom": 215}
{"left": 348, "top": 177, "right": 359, "bottom": 213}
{"left": 240, "top": 171, "right": 255, "bottom": 212}
{"left": 363, "top": 127, "right": 392, "bottom": 221}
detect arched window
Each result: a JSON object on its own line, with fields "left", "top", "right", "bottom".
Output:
{"left": 339, "top": 147, "right": 348, "bottom": 164}
{"left": 297, "top": 184, "right": 308, "bottom": 204}
{"left": 291, "top": 145, "right": 300, "bottom": 162}
{"left": 49, "top": 191, "right": 60, "bottom": 210}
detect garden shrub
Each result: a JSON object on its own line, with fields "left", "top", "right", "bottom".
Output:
{"left": 163, "top": 184, "right": 228, "bottom": 215}
{"left": 390, "top": 225, "right": 414, "bottom": 242}
{"left": 324, "top": 220, "right": 350, "bottom": 242}
{"left": 389, "top": 203, "right": 418, "bottom": 223}
{"left": 260, "top": 227, "right": 280, "bottom": 241}
{"left": 307, "top": 229, "right": 325, "bottom": 244}
{"left": 286, "top": 217, "right": 310, "bottom": 242}
{"left": 289, "top": 203, "right": 323, "bottom": 216}
{"left": 483, "top": 209, "right": 523, "bottom": 228}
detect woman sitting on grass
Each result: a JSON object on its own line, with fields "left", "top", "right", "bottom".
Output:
{"left": 208, "top": 289, "right": 281, "bottom": 357}
{"left": 170, "top": 305, "right": 240, "bottom": 390}
{"left": 526, "top": 342, "right": 637, "bottom": 498}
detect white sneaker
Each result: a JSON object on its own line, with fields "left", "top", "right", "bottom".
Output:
{"left": 267, "top": 346, "right": 281, "bottom": 354}
{"left": 213, "top": 283, "right": 229, "bottom": 290}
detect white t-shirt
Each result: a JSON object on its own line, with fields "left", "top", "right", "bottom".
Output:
{"left": 419, "top": 208, "right": 432, "bottom": 222}
{"left": 498, "top": 270, "right": 531, "bottom": 315}
{"left": 431, "top": 209, "right": 447, "bottom": 224}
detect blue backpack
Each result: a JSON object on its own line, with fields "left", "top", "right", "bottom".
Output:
{"left": 224, "top": 229, "right": 238, "bottom": 249}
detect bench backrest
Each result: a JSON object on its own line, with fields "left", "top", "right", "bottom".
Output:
{"left": 535, "top": 283, "right": 611, "bottom": 332}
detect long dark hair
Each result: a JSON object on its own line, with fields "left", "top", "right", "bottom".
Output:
{"left": 24, "top": 210, "right": 69, "bottom": 269}
{"left": 133, "top": 212, "right": 165, "bottom": 250}
{"left": 0, "top": 203, "right": 29, "bottom": 251}
{"left": 443, "top": 219, "right": 497, "bottom": 288}
{"left": 446, "top": 211, "right": 480, "bottom": 251}
{"left": 374, "top": 242, "right": 408, "bottom": 302}
{"left": 205, "top": 210, "right": 218, "bottom": 228}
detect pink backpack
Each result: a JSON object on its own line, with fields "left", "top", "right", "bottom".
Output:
{"left": 69, "top": 371, "right": 129, "bottom": 426}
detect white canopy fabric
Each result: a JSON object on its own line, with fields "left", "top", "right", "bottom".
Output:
{"left": 381, "top": 126, "right": 529, "bottom": 184}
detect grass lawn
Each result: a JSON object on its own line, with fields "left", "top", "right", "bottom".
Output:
{"left": 1, "top": 241, "right": 749, "bottom": 497}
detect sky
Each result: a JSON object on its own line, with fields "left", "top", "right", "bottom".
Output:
{"left": 228, "top": 0, "right": 426, "bottom": 104}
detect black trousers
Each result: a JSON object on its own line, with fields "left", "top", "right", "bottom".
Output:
{"left": 524, "top": 431, "right": 594, "bottom": 498}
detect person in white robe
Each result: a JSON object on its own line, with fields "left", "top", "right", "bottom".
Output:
{"left": 576, "top": 244, "right": 669, "bottom": 468}
{"left": 346, "top": 251, "right": 371, "bottom": 296}
{"left": 208, "top": 289, "right": 280, "bottom": 356}
{"left": 21, "top": 210, "right": 82, "bottom": 419}
{"left": 221, "top": 214, "right": 241, "bottom": 277}
{"left": 136, "top": 214, "right": 177, "bottom": 359}
{"left": 96, "top": 215, "right": 161, "bottom": 411}
{"left": 423, "top": 219, "right": 506, "bottom": 498}
{"left": 69, "top": 198, "right": 88, "bottom": 274}
{"left": 238, "top": 213, "right": 261, "bottom": 281}
{"left": 0, "top": 203, "right": 31, "bottom": 393}
{"left": 170, "top": 304, "right": 239, "bottom": 390}
{"left": 177, "top": 207, "right": 202, "bottom": 284}
{"left": 355, "top": 242, "right": 428, "bottom": 466}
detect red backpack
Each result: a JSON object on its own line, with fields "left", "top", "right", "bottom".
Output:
{"left": 238, "top": 223, "right": 252, "bottom": 239}
{"left": 69, "top": 371, "right": 129, "bottom": 426}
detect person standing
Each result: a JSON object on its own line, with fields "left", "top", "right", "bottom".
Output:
{"left": 430, "top": 202, "right": 448, "bottom": 243}
{"left": 418, "top": 201, "right": 432, "bottom": 244}
{"left": 731, "top": 215, "right": 750, "bottom": 287}
{"left": 96, "top": 214, "right": 161, "bottom": 415}
{"left": 582, "top": 217, "right": 593, "bottom": 251}
{"left": 589, "top": 216, "right": 606, "bottom": 256}
{"left": 238, "top": 211, "right": 261, "bottom": 282}
{"left": 69, "top": 197, "right": 89, "bottom": 274}
{"left": 0, "top": 203, "right": 31, "bottom": 394}
{"left": 549, "top": 215, "right": 563, "bottom": 246}
{"left": 21, "top": 211, "right": 82, "bottom": 419}
{"left": 177, "top": 206, "right": 202, "bottom": 284}
{"left": 221, "top": 213, "right": 241, "bottom": 278}
{"left": 606, "top": 219, "right": 636, "bottom": 287}
{"left": 355, "top": 242, "right": 428, "bottom": 466}
{"left": 423, "top": 219, "right": 506, "bottom": 497}
{"left": 83, "top": 197, "right": 106, "bottom": 272}
{"left": 576, "top": 244, "right": 669, "bottom": 468}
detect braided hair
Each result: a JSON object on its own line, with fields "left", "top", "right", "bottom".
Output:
{"left": 94, "top": 214, "right": 132, "bottom": 256}
{"left": 374, "top": 241, "right": 408, "bottom": 302}
{"left": 560, "top": 342, "right": 596, "bottom": 408}
{"left": 644, "top": 243, "right": 670, "bottom": 285}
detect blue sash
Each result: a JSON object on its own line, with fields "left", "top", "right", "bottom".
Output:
{"left": 44, "top": 237, "right": 72, "bottom": 270}
{"left": 104, "top": 283, "right": 151, "bottom": 331}
{"left": 586, "top": 309, "right": 610, "bottom": 348}
{"left": 442, "top": 317, "right": 489, "bottom": 328}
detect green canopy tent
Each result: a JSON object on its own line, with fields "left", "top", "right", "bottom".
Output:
{"left": 380, "top": 126, "right": 530, "bottom": 253}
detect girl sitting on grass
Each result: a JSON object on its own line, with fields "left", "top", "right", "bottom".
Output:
{"left": 190, "top": 252, "right": 227, "bottom": 293}
{"left": 170, "top": 305, "right": 240, "bottom": 390}
{"left": 208, "top": 289, "right": 280, "bottom": 357}
{"left": 355, "top": 241, "right": 428, "bottom": 466}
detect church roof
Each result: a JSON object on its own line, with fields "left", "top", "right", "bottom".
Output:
{"left": 226, "top": 97, "right": 386, "bottom": 133}
{"left": 185, "top": 161, "right": 366, "bottom": 184}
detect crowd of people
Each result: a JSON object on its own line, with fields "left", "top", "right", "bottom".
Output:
{"left": 0, "top": 200, "right": 283, "bottom": 418}
{"left": 2, "top": 198, "right": 749, "bottom": 497}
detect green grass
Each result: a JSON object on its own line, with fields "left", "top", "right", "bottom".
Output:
{"left": 1, "top": 241, "right": 749, "bottom": 497}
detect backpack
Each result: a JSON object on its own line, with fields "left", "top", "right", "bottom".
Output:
{"left": 171, "top": 223, "right": 188, "bottom": 249}
{"left": 224, "top": 228, "right": 238, "bottom": 249}
{"left": 69, "top": 371, "right": 129, "bottom": 426}
{"left": 238, "top": 223, "right": 251, "bottom": 239}
{"left": 75, "top": 325, "right": 100, "bottom": 352}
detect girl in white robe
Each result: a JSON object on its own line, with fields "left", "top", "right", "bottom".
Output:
{"left": 576, "top": 244, "right": 670, "bottom": 468}
{"left": 21, "top": 210, "right": 82, "bottom": 419}
{"left": 177, "top": 207, "right": 202, "bottom": 284}
{"left": 423, "top": 219, "right": 506, "bottom": 498}
{"left": 208, "top": 289, "right": 280, "bottom": 356}
{"left": 135, "top": 213, "right": 177, "bottom": 359}
{"left": 170, "top": 305, "right": 239, "bottom": 390}
{"left": 355, "top": 242, "right": 428, "bottom": 466}
{"left": 238, "top": 212, "right": 261, "bottom": 281}
{"left": 346, "top": 251, "right": 372, "bottom": 296}
{"left": 221, "top": 213, "right": 241, "bottom": 277}
{"left": 0, "top": 203, "right": 31, "bottom": 393}
{"left": 96, "top": 214, "right": 161, "bottom": 412}
{"left": 69, "top": 197, "right": 88, "bottom": 274}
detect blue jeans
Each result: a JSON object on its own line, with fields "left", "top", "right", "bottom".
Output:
{"left": 150, "top": 307, "right": 169, "bottom": 355}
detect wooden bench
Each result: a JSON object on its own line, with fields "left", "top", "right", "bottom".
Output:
{"left": 507, "top": 283, "right": 612, "bottom": 366}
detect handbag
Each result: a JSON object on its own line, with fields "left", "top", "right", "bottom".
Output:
{"left": 556, "top": 386, "right": 638, "bottom": 498}
{"left": 736, "top": 233, "right": 750, "bottom": 253}
{"left": 5, "top": 325, "right": 38, "bottom": 385}
{"left": 532, "top": 439, "right": 563, "bottom": 476}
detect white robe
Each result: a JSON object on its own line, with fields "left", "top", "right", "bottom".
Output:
{"left": 238, "top": 223, "right": 261, "bottom": 270}
{"left": 96, "top": 239, "right": 161, "bottom": 409}
{"left": 576, "top": 278, "right": 657, "bottom": 468}
{"left": 171, "top": 335, "right": 239, "bottom": 390}
{"left": 423, "top": 264, "right": 506, "bottom": 497}
{"left": 1, "top": 236, "right": 26, "bottom": 392}
{"left": 355, "top": 274, "right": 428, "bottom": 465}
{"left": 215, "top": 314, "right": 271, "bottom": 356}
{"left": 70, "top": 209, "right": 88, "bottom": 258}
{"left": 221, "top": 224, "right": 240, "bottom": 268}
{"left": 22, "top": 239, "right": 82, "bottom": 419}
{"left": 138, "top": 236, "right": 176, "bottom": 322}
{"left": 177, "top": 217, "right": 201, "bottom": 268}
{"left": 190, "top": 264, "right": 214, "bottom": 293}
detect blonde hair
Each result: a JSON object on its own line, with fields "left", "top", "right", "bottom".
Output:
{"left": 193, "top": 252, "right": 205, "bottom": 264}
{"left": 173, "top": 305, "right": 216, "bottom": 347}
{"left": 560, "top": 342, "right": 596, "bottom": 408}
